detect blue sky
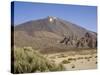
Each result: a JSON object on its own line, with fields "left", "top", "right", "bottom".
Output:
{"left": 12, "top": 1, "right": 97, "bottom": 32}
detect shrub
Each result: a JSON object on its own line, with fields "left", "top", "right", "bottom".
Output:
{"left": 95, "top": 61, "right": 97, "bottom": 64}
{"left": 72, "top": 65, "right": 75, "bottom": 68}
{"left": 95, "top": 56, "right": 97, "bottom": 58}
{"left": 77, "top": 57, "right": 83, "bottom": 60}
{"left": 61, "top": 60, "right": 70, "bottom": 64}
{"left": 68, "top": 58, "right": 76, "bottom": 61}
{"left": 87, "top": 59, "right": 90, "bottom": 61}
{"left": 84, "top": 57, "right": 89, "bottom": 59}
{"left": 12, "top": 47, "right": 65, "bottom": 73}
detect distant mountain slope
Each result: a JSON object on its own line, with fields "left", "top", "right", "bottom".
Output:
{"left": 13, "top": 16, "right": 97, "bottom": 53}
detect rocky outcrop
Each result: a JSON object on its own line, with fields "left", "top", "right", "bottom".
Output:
{"left": 60, "top": 32, "right": 97, "bottom": 48}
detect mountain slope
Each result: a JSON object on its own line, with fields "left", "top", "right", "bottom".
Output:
{"left": 13, "top": 16, "right": 97, "bottom": 53}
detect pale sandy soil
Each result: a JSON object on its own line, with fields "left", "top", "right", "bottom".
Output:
{"left": 45, "top": 49, "right": 97, "bottom": 71}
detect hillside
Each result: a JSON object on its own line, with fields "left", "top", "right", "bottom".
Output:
{"left": 13, "top": 16, "right": 97, "bottom": 53}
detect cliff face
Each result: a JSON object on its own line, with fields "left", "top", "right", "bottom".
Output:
{"left": 60, "top": 32, "right": 97, "bottom": 48}
{"left": 13, "top": 16, "right": 97, "bottom": 52}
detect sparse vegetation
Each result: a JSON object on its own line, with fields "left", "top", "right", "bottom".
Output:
{"left": 12, "top": 47, "right": 65, "bottom": 74}
{"left": 77, "top": 57, "right": 83, "bottom": 60}
{"left": 95, "top": 61, "right": 97, "bottom": 64}
{"left": 72, "top": 65, "right": 75, "bottom": 68}
{"left": 51, "top": 60, "right": 55, "bottom": 63}
{"left": 89, "top": 56, "right": 92, "bottom": 58}
{"left": 58, "top": 54, "right": 67, "bottom": 58}
{"left": 61, "top": 60, "right": 70, "bottom": 64}
{"left": 68, "top": 58, "right": 76, "bottom": 61}
{"left": 87, "top": 59, "right": 90, "bottom": 61}
{"left": 84, "top": 57, "right": 89, "bottom": 59}
{"left": 50, "top": 56, "right": 56, "bottom": 59}
{"left": 95, "top": 56, "right": 97, "bottom": 58}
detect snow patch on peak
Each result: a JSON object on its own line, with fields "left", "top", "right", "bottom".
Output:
{"left": 47, "top": 16, "right": 57, "bottom": 22}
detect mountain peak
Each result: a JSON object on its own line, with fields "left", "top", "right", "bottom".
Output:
{"left": 47, "top": 16, "right": 57, "bottom": 22}
{"left": 47, "top": 16, "right": 57, "bottom": 19}
{"left": 15, "top": 16, "right": 97, "bottom": 50}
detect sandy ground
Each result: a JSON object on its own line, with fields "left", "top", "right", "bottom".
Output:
{"left": 45, "top": 49, "right": 97, "bottom": 71}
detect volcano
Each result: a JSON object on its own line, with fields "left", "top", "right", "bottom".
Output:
{"left": 13, "top": 16, "right": 97, "bottom": 53}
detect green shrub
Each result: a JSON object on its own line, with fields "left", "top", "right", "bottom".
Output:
{"left": 12, "top": 47, "right": 65, "bottom": 73}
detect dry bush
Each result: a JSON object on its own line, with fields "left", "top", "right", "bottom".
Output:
{"left": 61, "top": 60, "right": 70, "bottom": 64}
{"left": 68, "top": 58, "right": 76, "bottom": 61}
{"left": 77, "top": 57, "right": 84, "bottom": 60}
{"left": 95, "top": 56, "right": 97, "bottom": 58}
{"left": 72, "top": 65, "right": 75, "bottom": 68}
{"left": 12, "top": 47, "right": 65, "bottom": 74}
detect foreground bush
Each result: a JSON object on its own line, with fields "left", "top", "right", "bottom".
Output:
{"left": 12, "top": 47, "right": 65, "bottom": 73}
